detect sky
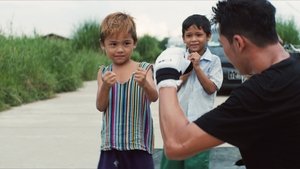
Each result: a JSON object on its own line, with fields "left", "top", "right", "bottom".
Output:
{"left": 0, "top": 1, "right": 300, "bottom": 40}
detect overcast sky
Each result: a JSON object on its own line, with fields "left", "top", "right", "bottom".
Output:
{"left": 0, "top": 1, "right": 300, "bottom": 40}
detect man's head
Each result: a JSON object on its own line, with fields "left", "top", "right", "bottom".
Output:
{"left": 100, "top": 12, "right": 137, "bottom": 44}
{"left": 212, "top": 0, "right": 279, "bottom": 47}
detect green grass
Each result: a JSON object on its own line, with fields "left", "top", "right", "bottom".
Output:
{"left": 0, "top": 18, "right": 165, "bottom": 112}
{"left": 0, "top": 35, "right": 108, "bottom": 112}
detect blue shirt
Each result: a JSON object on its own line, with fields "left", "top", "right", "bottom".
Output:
{"left": 177, "top": 48, "right": 223, "bottom": 121}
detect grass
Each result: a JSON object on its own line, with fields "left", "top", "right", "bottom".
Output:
{"left": 0, "top": 35, "right": 109, "bottom": 112}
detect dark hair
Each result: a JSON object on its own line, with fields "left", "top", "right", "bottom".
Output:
{"left": 212, "top": 0, "right": 278, "bottom": 47}
{"left": 182, "top": 14, "right": 211, "bottom": 37}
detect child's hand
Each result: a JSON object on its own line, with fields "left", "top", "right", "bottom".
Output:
{"left": 134, "top": 67, "right": 150, "bottom": 87}
{"left": 180, "top": 72, "right": 191, "bottom": 82}
{"left": 102, "top": 71, "right": 117, "bottom": 87}
{"left": 188, "top": 52, "right": 201, "bottom": 67}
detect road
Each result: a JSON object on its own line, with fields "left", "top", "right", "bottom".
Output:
{"left": 0, "top": 80, "right": 229, "bottom": 169}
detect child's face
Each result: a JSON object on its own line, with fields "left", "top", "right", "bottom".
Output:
{"left": 183, "top": 25, "right": 210, "bottom": 55}
{"left": 101, "top": 32, "right": 136, "bottom": 65}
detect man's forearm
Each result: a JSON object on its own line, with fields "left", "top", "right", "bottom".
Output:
{"left": 158, "top": 87, "right": 224, "bottom": 160}
{"left": 158, "top": 87, "right": 189, "bottom": 154}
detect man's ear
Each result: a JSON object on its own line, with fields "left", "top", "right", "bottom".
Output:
{"left": 233, "top": 35, "right": 245, "bottom": 52}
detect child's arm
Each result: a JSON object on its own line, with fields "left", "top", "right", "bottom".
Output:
{"left": 188, "top": 52, "right": 217, "bottom": 94}
{"left": 194, "top": 66, "right": 217, "bottom": 94}
{"left": 96, "top": 68, "right": 117, "bottom": 112}
{"left": 134, "top": 66, "right": 158, "bottom": 102}
{"left": 177, "top": 72, "right": 191, "bottom": 91}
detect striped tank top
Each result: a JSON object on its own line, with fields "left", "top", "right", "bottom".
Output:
{"left": 100, "top": 62, "right": 154, "bottom": 154}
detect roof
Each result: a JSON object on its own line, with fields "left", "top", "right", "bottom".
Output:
{"left": 42, "top": 33, "right": 69, "bottom": 40}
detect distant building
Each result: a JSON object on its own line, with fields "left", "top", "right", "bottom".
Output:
{"left": 42, "top": 33, "right": 69, "bottom": 41}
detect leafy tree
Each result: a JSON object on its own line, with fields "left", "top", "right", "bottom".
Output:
{"left": 159, "top": 37, "right": 169, "bottom": 50}
{"left": 276, "top": 17, "right": 300, "bottom": 45}
{"left": 131, "top": 51, "right": 142, "bottom": 62}
{"left": 135, "top": 34, "right": 162, "bottom": 63}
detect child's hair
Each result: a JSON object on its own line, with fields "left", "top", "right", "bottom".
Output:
{"left": 100, "top": 12, "right": 137, "bottom": 44}
{"left": 182, "top": 14, "right": 211, "bottom": 37}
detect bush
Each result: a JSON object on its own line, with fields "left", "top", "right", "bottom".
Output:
{"left": 0, "top": 36, "right": 57, "bottom": 109}
{"left": 0, "top": 35, "right": 109, "bottom": 111}
{"left": 74, "top": 49, "right": 110, "bottom": 81}
{"left": 71, "top": 20, "right": 101, "bottom": 52}
{"left": 136, "top": 34, "right": 162, "bottom": 63}
{"left": 276, "top": 17, "right": 300, "bottom": 45}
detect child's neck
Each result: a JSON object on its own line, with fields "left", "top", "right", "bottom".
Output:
{"left": 113, "top": 59, "right": 134, "bottom": 69}
{"left": 112, "top": 60, "right": 139, "bottom": 84}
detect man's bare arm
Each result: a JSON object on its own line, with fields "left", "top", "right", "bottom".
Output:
{"left": 159, "top": 87, "right": 224, "bottom": 160}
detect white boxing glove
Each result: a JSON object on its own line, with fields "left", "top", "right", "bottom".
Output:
{"left": 154, "top": 47, "right": 193, "bottom": 89}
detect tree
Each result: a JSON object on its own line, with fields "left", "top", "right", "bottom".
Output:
{"left": 159, "top": 37, "right": 169, "bottom": 50}
{"left": 135, "top": 34, "right": 162, "bottom": 63}
{"left": 276, "top": 17, "right": 300, "bottom": 45}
